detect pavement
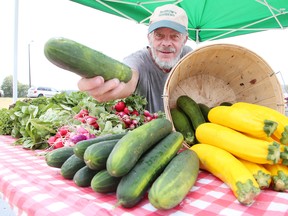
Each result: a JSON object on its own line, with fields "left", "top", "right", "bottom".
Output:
{"left": 0, "top": 197, "right": 15, "bottom": 216}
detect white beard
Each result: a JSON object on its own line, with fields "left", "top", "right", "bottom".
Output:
{"left": 149, "top": 42, "right": 184, "bottom": 71}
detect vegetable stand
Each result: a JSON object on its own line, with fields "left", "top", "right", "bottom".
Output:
{"left": 0, "top": 135, "right": 287, "bottom": 216}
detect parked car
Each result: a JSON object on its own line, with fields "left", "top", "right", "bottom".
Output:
{"left": 0, "top": 90, "right": 3, "bottom": 97}
{"left": 27, "top": 86, "right": 60, "bottom": 98}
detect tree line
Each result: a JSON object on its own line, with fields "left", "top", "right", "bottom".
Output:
{"left": 0, "top": 75, "right": 30, "bottom": 97}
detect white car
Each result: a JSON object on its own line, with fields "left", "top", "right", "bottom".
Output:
{"left": 27, "top": 86, "right": 60, "bottom": 98}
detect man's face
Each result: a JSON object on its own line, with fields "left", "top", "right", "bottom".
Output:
{"left": 148, "top": 27, "right": 188, "bottom": 71}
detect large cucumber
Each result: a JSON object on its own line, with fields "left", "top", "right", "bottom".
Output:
{"left": 83, "top": 139, "right": 119, "bottom": 170}
{"left": 116, "top": 131, "right": 183, "bottom": 208}
{"left": 106, "top": 118, "right": 173, "bottom": 177}
{"left": 45, "top": 147, "right": 74, "bottom": 168}
{"left": 148, "top": 149, "right": 199, "bottom": 210}
{"left": 177, "top": 95, "right": 206, "bottom": 130}
{"left": 91, "top": 170, "right": 122, "bottom": 193}
{"left": 170, "top": 107, "right": 195, "bottom": 146}
{"left": 44, "top": 37, "right": 132, "bottom": 82}
{"left": 60, "top": 154, "right": 86, "bottom": 179}
{"left": 73, "top": 133, "right": 127, "bottom": 160}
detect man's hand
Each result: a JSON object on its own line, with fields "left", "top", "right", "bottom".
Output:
{"left": 77, "top": 71, "right": 138, "bottom": 102}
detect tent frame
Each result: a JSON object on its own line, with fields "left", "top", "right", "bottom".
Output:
{"left": 85, "top": 0, "right": 288, "bottom": 43}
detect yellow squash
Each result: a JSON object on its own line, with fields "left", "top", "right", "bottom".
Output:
{"left": 208, "top": 105, "right": 278, "bottom": 139}
{"left": 195, "top": 122, "right": 281, "bottom": 164}
{"left": 191, "top": 144, "right": 260, "bottom": 205}
{"left": 232, "top": 102, "right": 288, "bottom": 145}
{"left": 238, "top": 158, "right": 271, "bottom": 189}
{"left": 263, "top": 164, "right": 288, "bottom": 192}
{"left": 280, "top": 144, "right": 288, "bottom": 165}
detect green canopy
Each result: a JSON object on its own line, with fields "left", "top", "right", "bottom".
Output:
{"left": 70, "top": 0, "right": 288, "bottom": 43}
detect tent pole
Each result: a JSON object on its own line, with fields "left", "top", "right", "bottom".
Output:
{"left": 13, "top": 0, "right": 19, "bottom": 103}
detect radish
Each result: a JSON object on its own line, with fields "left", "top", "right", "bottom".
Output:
{"left": 54, "top": 139, "right": 64, "bottom": 149}
{"left": 123, "top": 107, "right": 130, "bottom": 114}
{"left": 131, "top": 110, "right": 139, "bottom": 116}
{"left": 47, "top": 136, "right": 57, "bottom": 145}
{"left": 78, "top": 109, "right": 89, "bottom": 117}
{"left": 70, "top": 134, "right": 87, "bottom": 144}
{"left": 114, "top": 101, "right": 126, "bottom": 112}
{"left": 143, "top": 110, "right": 151, "bottom": 117}
{"left": 85, "top": 116, "right": 97, "bottom": 125}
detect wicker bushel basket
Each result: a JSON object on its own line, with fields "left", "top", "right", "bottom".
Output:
{"left": 163, "top": 44, "right": 285, "bottom": 124}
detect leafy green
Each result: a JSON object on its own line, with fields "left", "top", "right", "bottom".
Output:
{"left": 2, "top": 91, "right": 159, "bottom": 150}
{"left": 0, "top": 108, "right": 13, "bottom": 135}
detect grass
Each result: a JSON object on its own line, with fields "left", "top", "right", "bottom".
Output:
{"left": 0, "top": 97, "right": 26, "bottom": 109}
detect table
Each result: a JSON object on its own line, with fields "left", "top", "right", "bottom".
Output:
{"left": 0, "top": 135, "right": 287, "bottom": 216}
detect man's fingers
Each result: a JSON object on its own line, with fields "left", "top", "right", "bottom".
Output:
{"left": 77, "top": 76, "right": 105, "bottom": 91}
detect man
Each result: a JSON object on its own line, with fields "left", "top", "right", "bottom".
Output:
{"left": 78, "top": 4, "right": 192, "bottom": 113}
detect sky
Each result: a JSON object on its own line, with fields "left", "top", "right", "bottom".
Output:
{"left": 1, "top": 0, "right": 288, "bottom": 93}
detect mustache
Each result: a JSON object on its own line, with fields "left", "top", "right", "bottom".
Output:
{"left": 157, "top": 47, "right": 176, "bottom": 53}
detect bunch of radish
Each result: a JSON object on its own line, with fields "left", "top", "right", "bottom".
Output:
{"left": 47, "top": 98, "right": 162, "bottom": 149}
{"left": 113, "top": 101, "right": 159, "bottom": 129}
{"left": 73, "top": 109, "right": 99, "bottom": 129}
{"left": 47, "top": 125, "right": 95, "bottom": 149}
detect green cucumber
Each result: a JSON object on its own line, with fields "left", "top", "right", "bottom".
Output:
{"left": 198, "top": 103, "right": 211, "bottom": 122}
{"left": 148, "top": 149, "right": 200, "bottom": 210}
{"left": 220, "top": 101, "right": 233, "bottom": 106}
{"left": 177, "top": 95, "right": 206, "bottom": 130}
{"left": 91, "top": 170, "right": 121, "bottom": 193}
{"left": 116, "top": 131, "right": 183, "bottom": 208}
{"left": 73, "top": 133, "right": 127, "bottom": 160}
{"left": 83, "top": 139, "right": 119, "bottom": 170}
{"left": 73, "top": 166, "right": 99, "bottom": 187}
{"left": 60, "top": 154, "right": 86, "bottom": 179}
{"left": 107, "top": 118, "right": 173, "bottom": 177}
{"left": 170, "top": 107, "right": 195, "bottom": 146}
{"left": 44, "top": 37, "right": 132, "bottom": 82}
{"left": 45, "top": 147, "right": 74, "bottom": 168}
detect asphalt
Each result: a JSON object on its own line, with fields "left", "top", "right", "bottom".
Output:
{"left": 0, "top": 197, "right": 16, "bottom": 216}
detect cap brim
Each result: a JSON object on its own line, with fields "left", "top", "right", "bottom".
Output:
{"left": 148, "top": 20, "right": 187, "bottom": 34}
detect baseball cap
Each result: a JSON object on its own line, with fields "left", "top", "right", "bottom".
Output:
{"left": 148, "top": 4, "right": 188, "bottom": 34}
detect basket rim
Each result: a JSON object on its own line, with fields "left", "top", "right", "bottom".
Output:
{"left": 163, "top": 43, "right": 284, "bottom": 123}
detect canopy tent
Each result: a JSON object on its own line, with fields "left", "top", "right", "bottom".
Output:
{"left": 70, "top": 0, "right": 288, "bottom": 43}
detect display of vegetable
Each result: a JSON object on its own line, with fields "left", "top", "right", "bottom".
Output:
{"left": 44, "top": 37, "right": 132, "bottom": 83}
{"left": 5, "top": 87, "right": 288, "bottom": 210}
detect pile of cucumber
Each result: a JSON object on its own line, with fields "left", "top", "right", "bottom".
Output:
{"left": 45, "top": 118, "right": 200, "bottom": 210}
{"left": 170, "top": 95, "right": 211, "bottom": 146}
